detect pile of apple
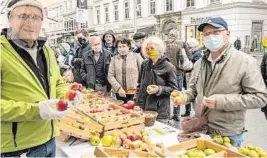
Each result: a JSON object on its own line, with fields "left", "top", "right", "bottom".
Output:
{"left": 238, "top": 145, "right": 267, "bottom": 157}
{"left": 122, "top": 100, "right": 136, "bottom": 110}
{"left": 212, "top": 134, "right": 232, "bottom": 148}
{"left": 56, "top": 83, "right": 83, "bottom": 111}
{"left": 171, "top": 90, "right": 186, "bottom": 105}
{"left": 176, "top": 148, "right": 216, "bottom": 158}
{"left": 89, "top": 129, "right": 153, "bottom": 152}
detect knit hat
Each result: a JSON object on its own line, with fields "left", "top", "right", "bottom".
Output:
{"left": 8, "top": 0, "right": 44, "bottom": 17}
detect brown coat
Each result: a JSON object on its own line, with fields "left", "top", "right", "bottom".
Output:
{"left": 108, "top": 52, "right": 143, "bottom": 92}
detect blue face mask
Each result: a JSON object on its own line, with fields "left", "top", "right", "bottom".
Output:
{"left": 204, "top": 35, "right": 224, "bottom": 52}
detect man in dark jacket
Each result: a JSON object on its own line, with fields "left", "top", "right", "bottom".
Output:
{"left": 133, "top": 32, "right": 146, "bottom": 59}
{"left": 261, "top": 52, "right": 267, "bottom": 120}
{"left": 234, "top": 37, "right": 241, "bottom": 50}
{"left": 81, "top": 36, "right": 111, "bottom": 92}
{"left": 102, "top": 30, "right": 117, "bottom": 56}
{"left": 165, "top": 29, "right": 192, "bottom": 121}
{"left": 71, "top": 29, "right": 90, "bottom": 86}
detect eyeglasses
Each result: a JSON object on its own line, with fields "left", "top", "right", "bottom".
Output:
{"left": 203, "top": 29, "right": 226, "bottom": 37}
{"left": 12, "top": 14, "right": 43, "bottom": 22}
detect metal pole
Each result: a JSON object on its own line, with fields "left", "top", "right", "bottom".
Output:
{"left": 133, "top": 0, "right": 137, "bottom": 33}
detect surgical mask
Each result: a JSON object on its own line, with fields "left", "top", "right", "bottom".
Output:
{"left": 135, "top": 42, "right": 141, "bottom": 48}
{"left": 119, "top": 49, "right": 129, "bottom": 56}
{"left": 78, "top": 38, "right": 86, "bottom": 45}
{"left": 204, "top": 35, "right": 224, "bottom": 52}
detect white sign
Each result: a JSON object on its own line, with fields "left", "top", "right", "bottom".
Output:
{"left": 76, "top": 8, "right": 88, "bottom": 23}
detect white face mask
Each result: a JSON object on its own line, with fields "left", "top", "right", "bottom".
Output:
{"left": 204, "top": 35, "right": 225, "bottom": 52}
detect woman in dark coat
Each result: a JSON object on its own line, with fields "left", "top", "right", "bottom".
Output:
{"left": 134, "top": 37, "right": 178, "bottom": 119}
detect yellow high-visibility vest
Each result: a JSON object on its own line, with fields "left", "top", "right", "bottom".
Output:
{"left": 262, "top": 37, "right": 267, "bottom": 47}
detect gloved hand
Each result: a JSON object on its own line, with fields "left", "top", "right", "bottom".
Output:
{"left": 38, "top": 99, "right": 68, "bottom": 120}
{"left": 72, "top": 91, "right": 82, "bottom": 106}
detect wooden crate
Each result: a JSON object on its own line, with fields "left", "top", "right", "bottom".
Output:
{"left": 94, "top": 147, "right": 160, "bottom": 158}
{"left": 58, "top": 110, "right": 103, "bottom": 140}
{"left": 164, "top": 139, "right": 245, "bottom": 158}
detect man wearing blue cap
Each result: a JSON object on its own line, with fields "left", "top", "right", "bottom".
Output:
{"left": 172, "top": 16, "right": 267, "bottom": 147}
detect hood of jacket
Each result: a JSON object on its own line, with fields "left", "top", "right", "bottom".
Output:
{"left": 102, "top": 30, "right": 116, "bottom": 45}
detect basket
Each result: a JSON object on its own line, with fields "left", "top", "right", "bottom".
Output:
{"left": 143, "top": 111, "right": 158, "bottom": 127}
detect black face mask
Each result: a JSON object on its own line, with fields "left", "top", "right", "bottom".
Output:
{"left": 78, "top": 38, "right": 86, "bottom": 45}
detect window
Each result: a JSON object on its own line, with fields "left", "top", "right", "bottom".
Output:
{"left": 96, "top": 7, "right": 100, "bottom": 24}
{"left": 136, "top": 0, "right": 141, "bottom": 17}
{"left": 80, "top": 22, "right": 88, "bottom": 29}
{"left": 69, "top": 19, "right": 74, "bottom": 31}
{"left": 124, "top": 1, "right": 130, "bottom": 19}
{"left": 186, "top": 0, "right": 195, "bottom": 7}
{"left": 64, "top": 21, "right": 68, "bottom": 31}
{"left": 210, "top": 0, "right": 221, "bottom": 3}
{"left": 104, "top": 5, "right": 109, "bottom": 23}
{"left": 149, "top": 0, "right": 156, "bottom": 15}
{"left": 114, "top": 4, "right": 119, "bottom": 21}
{"left": 252, "top": 21, "right": 263, "bottom": 50}
{"left": 165, "top": 0, "right": 173, "bottom": 12}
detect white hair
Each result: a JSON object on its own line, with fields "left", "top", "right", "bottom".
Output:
{"left": 142, "top": 36, "right": 166, "bottom": 58}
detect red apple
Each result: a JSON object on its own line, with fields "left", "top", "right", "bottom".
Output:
{"left": 122, "top": 104, "right": 129, "bottom": 109}
{"left": 57, "top": 99, "right": 68, "bottom": 111}
{"left": 128, "top": 135, "right": 138, "bottom": 141}
{"left": 126, "top": 100, "right": 135, "bottom": 109}
{"left": 66, "top": 90, "right": 77, "bottom": 101}
{"left": 70, "top": 83, "right": 83, "bottom": 92}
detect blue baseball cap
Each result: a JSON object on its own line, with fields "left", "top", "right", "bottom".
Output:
{"left": 198, "top": 16, "right": 228, "bottom": 32}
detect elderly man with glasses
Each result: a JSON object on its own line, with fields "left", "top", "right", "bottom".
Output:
{"left": 1, "top": 0, "right": 72, "bottom": 157}
{"left": 172, "top": 16, "right": 267, "bottom": 147}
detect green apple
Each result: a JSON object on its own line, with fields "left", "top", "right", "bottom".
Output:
{"left": 186, "top": 151, "right": 196, "bottom": 157}
{"left": 223, "top": 137, "right": 231, "bottom": 143}
{"left": 102, "top": 135, "right": 113, "bottom": 147}
{"left": 180, "top": 155, "right": 189, "bottom": 158}
{"left": 90, "top": 135, "right": 100, "bottom": 146}
{"left": 248, "top": 150, "right": 259, "bottom": 157}
{"left": 224, "top": 142, "right": 232, "bottom": 148}
{"left": 204, "top": 149, "right": 216, "bottom": 156}
{"left": 111, "top": 137, "right": 122, "bottom": 148}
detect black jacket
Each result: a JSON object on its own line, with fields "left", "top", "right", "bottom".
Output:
{"left": 261, "top": 52, "right": 267, "bottom": 86}
{"left": 234, "top": 39, "right": 241, "bottom": 50}
{"left": 135, "top": 57, "right": 178, "bottom": 119}
{"left": 80, "top": 49, "right": 111, "bottom": 90}
{"left": 71, "top": 42, "right": 91, "bottom": 85}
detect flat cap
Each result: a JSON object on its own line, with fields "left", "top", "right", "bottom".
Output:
{"left": 133, "top": 32, "right": 146, "bottom": 40}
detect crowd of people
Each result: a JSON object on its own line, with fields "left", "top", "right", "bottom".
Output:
{"left": 1, "top": 0, "right": 267, "bottom": 157}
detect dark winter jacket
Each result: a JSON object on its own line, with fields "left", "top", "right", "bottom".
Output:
{"left": 80, "top": 49, "right": 111, "bottom": 90}
{"left": 261, "top": 52, "right": 267, "bottom": 86}
{"left": 192, "top": 48, "right": 202, "bottom": 63}
{"left": 102, "top": 30, "right": 117, "bottom": 56}
{"left": 71, "top": 42, "right": 91, "bottom": 85}
{"left": 234, "top": 39, "right": 241, "bottom": 50}
{"left": 135, "top": 57, "right": 178, "bottom": 119}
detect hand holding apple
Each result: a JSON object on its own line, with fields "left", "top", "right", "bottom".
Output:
{"left": 171, "top": 90, "right": 187, "bottom": 106}
{"left": 146, "top": 85, "right": 159, "bottom": 94}
{"left": 118, "top": 88, "right": 126, "bottom": 98}
{"left": 57, "top": 99, "right": 69, "bottom": 111}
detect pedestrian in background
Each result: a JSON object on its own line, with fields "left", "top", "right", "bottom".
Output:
{"left": 102, "top": 30, "right": 117, "bottom": 56}
{"left": 133, "top": 32, "right": 146, "bottom": 59}
{"left": 80, "top": 36, "right": 111, "bottom": 92}
{"left": 165, "top": 29, "right": 192, "bottom": 121}
{"left": 250, "top": 35, "right": 258, "bottom": 53}
{"left": 234, "top": 37, "right": 241, "bottom": 50}
{"left": 108, "top": 38, "right": 143, "bottom": 103}
{"left": 261, "top": 51, "right": 267, "bottom": 120}
{"left": 135, "top": 36, "right": 178, "bottom": 119}
{"left": 71, "top": 29, "right": 90, "bottom": 86}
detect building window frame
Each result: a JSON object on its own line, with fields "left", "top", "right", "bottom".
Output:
{"left": 210, "top": 0, "right": 221, "bottom": 3}
{"left": 165, "top": 0, "right": 173, "bottom": 12}
{"left": 149, "top": 0, "right": 156, "bottom": 15}
{"left": 114, "top": 3, "right": 119, "bottom": 21}
{"left": 124, "top": 0, "right": 130, "bottom": 20}
{"left": 136, "top": 0, "right": 142, "bottom": 17}
{"left": 104, "top": 4, "right": 109, "bottom": 23}
{"left": 186, "top": 0, "right": 195, "bottom": 7}
{"left": 96, "top": 6, "right": 100, "bottom": 24}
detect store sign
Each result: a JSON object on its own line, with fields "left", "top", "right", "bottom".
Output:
{"left": 190, "top": 17, "right": 205, "bottom": 25}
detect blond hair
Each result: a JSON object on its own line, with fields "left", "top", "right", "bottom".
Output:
{"left": 142, "top": 36, "right": 165, "bottom": 58}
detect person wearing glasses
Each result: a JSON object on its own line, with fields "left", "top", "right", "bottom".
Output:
{"left": 134, "top": 36, "right": 178, "bottom": 120}
{"left": 172, "top": 16, "right": 267, "bottom": 147}
{"left": 1, "top": 0, "right": 70, "bottom": 157}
